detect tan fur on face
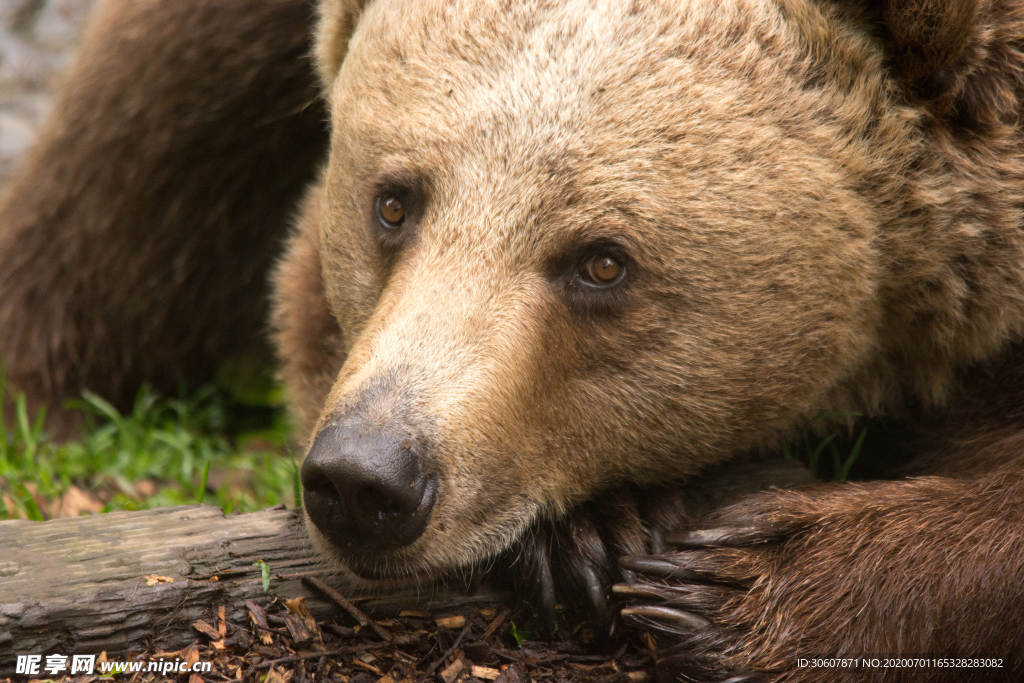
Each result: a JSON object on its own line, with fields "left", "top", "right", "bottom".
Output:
{"left": 314, "top": 0, "right": 365, "bottom": 90}
{"left": 273, "top": 0, "right": 1024, "bottom": 578}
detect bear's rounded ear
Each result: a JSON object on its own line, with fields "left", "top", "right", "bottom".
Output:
{"left": 315, "top": 0, "right": 368, "bottom": 91}
{"left": 867, "top": 0, "right": 981, "bottom": 96}
{"left": 879, "top": 0, "right": 979, "bottom": 80}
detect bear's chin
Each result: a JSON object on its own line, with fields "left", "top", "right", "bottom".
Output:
{"left": 304, "top": 517, "right": 457, "bottom": 584}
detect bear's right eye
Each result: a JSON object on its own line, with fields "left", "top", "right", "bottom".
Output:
{"left": 376, "top": 195, "right": 406, "bottom": 228}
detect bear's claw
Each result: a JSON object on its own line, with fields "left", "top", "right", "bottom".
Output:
{"left": 618, "top": 554, "right": 748, "bottom": 585}
{"left": 618, "top": 605, "right": 711, "bottom": 631}
{"left": 499, "top": 485, "right": 690, "bottom": 640}
{"left": 663, "top": 526, "right": 783, "bottom": 548}
{"left": 614, "top": 518, "right": 785, "bottom": 681}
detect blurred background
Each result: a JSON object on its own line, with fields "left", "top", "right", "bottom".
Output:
{"left": 0, "top": 0, "right": 302, "bottom": 521}
{"left": 0, "top": 0, "right": 94, "bottom": 182}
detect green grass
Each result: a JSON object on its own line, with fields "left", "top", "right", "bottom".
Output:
{"left": 783, "top": 411, "right": 867, "bottom": 482}
{"left": 0, "top": 366, "right": 300, "bottom": 521}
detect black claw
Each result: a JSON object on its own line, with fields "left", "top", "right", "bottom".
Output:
{"left": 649, "top": 527, "right": 666, "bottom": 554}
{"left": 523, "top": 529, "right": 558, "bottom": 634}
{"left": 537, "top": 551, "right": 558, "bottom": 633}
{"left": 664, "top": 526, "right": 781, "bottom": 548}
{"left": 610, "top": 583, "right": 664, "bottom": 600}
{"left": 580, "top": 563, "right": 610, "bottom": 627}
{"left": 619, "top": 555, "right": 707, "bottom": 581}
{"left": 619, "top": 605, "right": 711, "bottom": 630}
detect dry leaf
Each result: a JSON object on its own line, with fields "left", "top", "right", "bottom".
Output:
{"left": 51, "top": 486, "right": 103, "bottom": 518}
{"left": 265, "top": 666, "right": 294, "bottom": 683}
{"left": 285, "top": 597, "right": 312, "bottom": 618}
{"left": 145, "top": 575, "right": 175, "bottom": 586}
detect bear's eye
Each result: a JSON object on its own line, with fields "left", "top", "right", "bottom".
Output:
{"left": 583, "top": 254, "right": 624, "bottom": 286}
{"left": 376, "top": 195, "right": 406, "bottom": 228}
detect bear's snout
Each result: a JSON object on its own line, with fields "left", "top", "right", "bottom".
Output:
{"left": 301, "top": 423, "right": 438, "bottom": 558}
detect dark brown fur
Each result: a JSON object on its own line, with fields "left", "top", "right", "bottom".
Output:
{"left": 0, "top": 0, "right": 327, "bottom": 436}
{"left": 2, "top": 1, "right": 1024, "bottom": 681}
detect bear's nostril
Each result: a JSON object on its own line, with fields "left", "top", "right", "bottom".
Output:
{"left": 301, "top": 423, "right": 437, "bottom": 555}
{"left": 304, "top": 475, "right": 342, "bottom": 503}
{"left": 358, "top": 486, "right": 403, "bottom": 519}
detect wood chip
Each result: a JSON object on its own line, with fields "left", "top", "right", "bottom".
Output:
{"left": 627, "top": 673, "right": 649, "bottom": 683}
{"left": 416, "top": 623, "right": 471, "bottom": 683}
{"left": 493, "top": 662, "right": 526, "bottom": 683}
{"left": 399, "top": 610, "right": 433, "bottom": 619}
{"left": 435, "top": 616, "right": 466, "bottom": 629}
{"left": 440, "top": 659, "right": 464, "bottom": 683}
{"left": 480, "top": 608, "right": 510, "bottom": 641}
{"left": 193, "top": 620, "right": 223, "bottom": 641}
{"left": 471, "top": 666, "right": 501, "bottom": 680}
{"left": 283, "top": 613, "right": 313, "bottom": 649}
{"left": 286, "top": 596, "right": 323, "bottom": 644}
{"left": 353, "top": 659, "right": 384, "bottom": 676}
{"left": 245, "top": 599, "right": 275, "bottom": 644}
{"left": 182, "top": 642, "right": 200, "bottom": 668}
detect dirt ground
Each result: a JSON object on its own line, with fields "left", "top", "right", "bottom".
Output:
{"left": 3, "top": 589, "right": 657, "bottom": 683}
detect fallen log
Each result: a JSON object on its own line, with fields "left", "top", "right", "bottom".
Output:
{"left": 0, "top": 457, "right": 812, "bottom": 669}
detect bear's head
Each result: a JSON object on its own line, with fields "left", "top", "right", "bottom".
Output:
{"left": 275, "top": 0, "right": 1024, "bottom": 581}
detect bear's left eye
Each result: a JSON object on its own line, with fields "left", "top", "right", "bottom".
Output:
{"left": 580, "top": 254, "right": 625, "bottom": 287}
{"left": 376, "top": 194, "right": 406, "bottom": 228}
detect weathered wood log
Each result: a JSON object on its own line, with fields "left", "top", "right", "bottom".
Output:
{"left": 0, "top": 457, "right": 812, "bottom": 668}
{"left": 0, "top": 504, "right": 499, "bottom": 666}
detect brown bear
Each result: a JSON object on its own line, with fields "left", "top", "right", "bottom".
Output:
{"left": 1, "top": 0, "right": 1023, "bottom": 681}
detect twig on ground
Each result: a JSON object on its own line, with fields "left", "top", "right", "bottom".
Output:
{"left": 303, "top": 575, "right": 394, "bottom": 642}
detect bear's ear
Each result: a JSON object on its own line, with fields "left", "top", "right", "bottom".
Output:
{"left": 315, "top": 0, "right": 368, "bottom": 91}
{"left": 873, "top": 0, "right": 980, "bottom": 85}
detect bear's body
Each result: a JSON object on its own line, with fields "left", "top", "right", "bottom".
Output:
{"left": 1, "top": 0, "right": 1023, "bottom": 680}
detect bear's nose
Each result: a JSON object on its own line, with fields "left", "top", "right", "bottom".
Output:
{"left": 301, "top": 424, "right": 438, "bottom": 553}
